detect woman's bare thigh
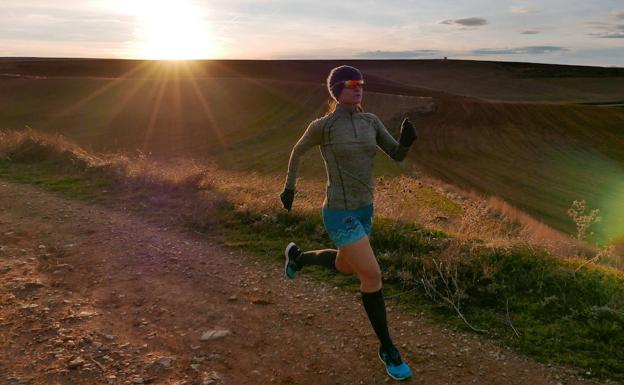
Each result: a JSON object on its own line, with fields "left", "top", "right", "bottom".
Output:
{"left": 339, "top": 236, "right": 381, "bottom": 282}
{"left": 335, "top": 248, "right": 355, "bottom": 274}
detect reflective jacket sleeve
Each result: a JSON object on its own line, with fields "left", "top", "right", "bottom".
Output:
{"left": 284, "top": 120, "right": 322, "bottom": 190}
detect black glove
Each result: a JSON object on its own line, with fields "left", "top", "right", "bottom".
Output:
{"left": 279, "top": 188, "right": 295, "bottom": 211}
{"left": 399, "top": 118, "right": 417, "bottom": 147}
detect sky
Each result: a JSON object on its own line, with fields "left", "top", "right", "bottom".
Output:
{"left": 1, "top": 0, "right": 623, "bottom": 66}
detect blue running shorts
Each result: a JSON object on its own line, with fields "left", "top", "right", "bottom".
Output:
{"left": 322, "top": 204, "right": 374, "bottom": 248}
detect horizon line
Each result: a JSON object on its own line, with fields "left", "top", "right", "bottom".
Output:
{"left": 1, "top": 56, "right": 623, "bottom": 69}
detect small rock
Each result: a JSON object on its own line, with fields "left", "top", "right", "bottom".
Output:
{"left": 132, "top": 377, "right": 144, "bottom": 384}
{"left": 157, "top": 356, "right": 174, "bottom": 369}
{"left": 202, "top": 371, "right": 221, "bottom": 385}
{"left": 68, "top": 357, "right": 85, "bottom": 369}
{"left": 200, "top": 329, "right": 231, "bottom": 341}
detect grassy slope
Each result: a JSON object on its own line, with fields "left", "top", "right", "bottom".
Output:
{"left": 2, "top": 69, "right": 624, "bottom": 242}
{"left": 0, "top": 75, "right": 412, "bottom": 177}
{"left": 413, "top": 98, "right": 624, "bottom": 242}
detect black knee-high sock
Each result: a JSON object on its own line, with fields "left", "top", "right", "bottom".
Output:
{"left": 361, "top": 288, "right": 394, "bottom": 350}
{"left": 296, "top": 249, "right": 337, "bottom": 271}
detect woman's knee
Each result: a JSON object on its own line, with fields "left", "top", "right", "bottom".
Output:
{"left": 358, "top": 266, "right": 382, "bottom": 283}
{"left": 359, "top": 271, "right": 382, "bottom": 292}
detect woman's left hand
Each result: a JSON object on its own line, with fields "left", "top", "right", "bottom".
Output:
{"left": 280, "top": 188, "right": 295, "bottom": 211}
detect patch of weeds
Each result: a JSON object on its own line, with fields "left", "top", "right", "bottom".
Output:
{"left": 0, "top": 158, "right": 110, "bottom": 199}
{"left": 216, "top": 202, "right": 624, "bottom": 381}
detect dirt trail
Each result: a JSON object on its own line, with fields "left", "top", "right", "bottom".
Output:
{"left": 0, "top": 180, "right": 608, "bottom": 385}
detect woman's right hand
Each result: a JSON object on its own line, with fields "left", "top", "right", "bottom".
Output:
{"left": 279, "top": 188, "right": 295, "bottom": 211}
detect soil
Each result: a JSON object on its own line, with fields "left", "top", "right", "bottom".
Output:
{"left": 0, "top": 180, "right": 610, "bottom": 385}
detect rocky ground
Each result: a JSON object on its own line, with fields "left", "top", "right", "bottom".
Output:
{"left": 0, "top": 180, "right": 611, "bottom": 385}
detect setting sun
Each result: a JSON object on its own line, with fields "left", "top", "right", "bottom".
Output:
{"left": 122, "top": 0, "right": 219, "bottom": 60}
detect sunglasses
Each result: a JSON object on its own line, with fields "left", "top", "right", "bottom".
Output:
{"left": 333, "top": 79, "right": 364, "bottom": 89}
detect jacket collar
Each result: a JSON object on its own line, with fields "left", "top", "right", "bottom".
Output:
{"left": 334, "top": 103, "right": 358, "bottom": 115}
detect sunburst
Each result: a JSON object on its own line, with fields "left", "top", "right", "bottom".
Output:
{"left": 123, "top": 0, "right": 219, "bottom": 60}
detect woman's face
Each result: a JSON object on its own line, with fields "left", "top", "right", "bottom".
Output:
{"left": 338, "top": 81, "right": 363, "bottom": 105}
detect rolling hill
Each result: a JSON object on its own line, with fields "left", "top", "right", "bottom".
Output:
{"left": 1, "top": 58, "right": 623, "bottom": 244}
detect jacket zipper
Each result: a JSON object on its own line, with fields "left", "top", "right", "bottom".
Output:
{"left": 350, "top": 112, "right": 357, "bottom": 138}
{"left": 323, "top": 116, "right": 349, "bottom": 209}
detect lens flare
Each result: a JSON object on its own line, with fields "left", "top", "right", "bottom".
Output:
{"left": 548, "top": 146, "right": 624, "bottom": 246}
{"left": 597, "top": 174, "right": 624, "bottom": 245}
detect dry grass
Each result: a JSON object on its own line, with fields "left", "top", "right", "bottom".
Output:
{"left": 0, "top": 128, "right": 108, "bottom": 168}
{"left": 485, "top": 195, "right": 590, "bottom": 256}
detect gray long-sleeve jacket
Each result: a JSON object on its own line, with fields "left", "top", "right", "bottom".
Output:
{"left": 284, "top": 103, "right": 410, "bottom": 210}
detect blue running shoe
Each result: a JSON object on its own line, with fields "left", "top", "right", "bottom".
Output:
{"left": 284, "top": 242, "right": 302, "bottom": 279}
{"left": 378, "top": 345, "right": 412, "bottom": 381}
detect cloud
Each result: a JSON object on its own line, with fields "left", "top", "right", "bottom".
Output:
{"left": 353, "top": 49, "right": 440, "bottom": 59}
{"left": 0, "top": 6, "right": 134, "bottom": 42}
{"left": 589, "top": 32, "right": 624, "bottom": 38}
{"left": 586, "top": 14, "right": 624, "bottom": 38}
{"left": 218, "top": 0, "right": 402, "bottom": 27}
{"left": 440, "top": 17, "right": 487, "bottom": 27}
{"left": 472, "top": 46, "right": 568, "bottom": 55}
{"left": 520, "top": 29, "right": 541, "bottom": 34}
{"left": 510, "top": 6, "right": 538, "bottom": 14}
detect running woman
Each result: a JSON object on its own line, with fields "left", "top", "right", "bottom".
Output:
{"left": 279, "top": 65, "right": 417, "bottom": 381}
